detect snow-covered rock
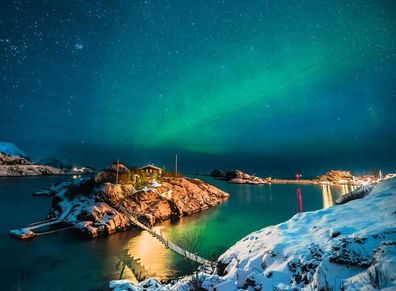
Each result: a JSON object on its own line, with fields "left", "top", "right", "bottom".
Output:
{"left": 112, "top": 178, "right": 396, "bottom": 290}
{"left": 335, "top": 184, "right": 375, "bottom": 205}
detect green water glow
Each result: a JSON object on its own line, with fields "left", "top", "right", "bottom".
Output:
{"left": 0, "top": 177, "right": 353, "bottom": 289}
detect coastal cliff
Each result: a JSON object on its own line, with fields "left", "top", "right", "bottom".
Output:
{"left": 45, "top": 166, "right": 229, "bottom": 238}
{"left": 111, "top": 178, "right": 396, "bottom": 290}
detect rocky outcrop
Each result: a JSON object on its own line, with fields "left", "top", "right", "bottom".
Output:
{"left": 211, "top": 169, "right": 267, "bottom": 184}
{"left": 318, "top": 170, "right": 355, "bottom": 184}
{"left": 48, "top": 176, "right": 229, "bottom": 238}
{"left": 74, "top": 202, "right": 130, "bottom": 237}
{"left": 160, "top": 177, "right": 230, "bottom": 214}
{"left": 335, "top": 184, "right": 375, "bottom": 204}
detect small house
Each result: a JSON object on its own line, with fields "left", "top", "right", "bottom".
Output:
{"left": 139, "top": 164, "right": 162, "bottom": 177}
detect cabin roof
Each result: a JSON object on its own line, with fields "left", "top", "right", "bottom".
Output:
{"left": 139, "top": 164, "right": 162, "bottom": 171}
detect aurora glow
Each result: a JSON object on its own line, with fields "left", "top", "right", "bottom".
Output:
{"left": 1, "top": 1, "right": 395, "bottom": 173}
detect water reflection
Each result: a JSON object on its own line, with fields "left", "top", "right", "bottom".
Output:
{"left": 321, "top": 184, "right": 334, "bottom": 208}
{"left": 123, "top": 226, "right": 176, "bottom": 280}
{"left": 321, "top": 184, "right": 359, "bottom": 208}
{"left": 338, "top": 184, "right": 358, "bottom": 195}
{"left": 1, "top": 177, "right": 361, "bottom": 289}
{"left": 296, "top": 187, "right": 303, "bottom": 212}
{"left": 340, "top": 184, "right": 349, "bottom": 195}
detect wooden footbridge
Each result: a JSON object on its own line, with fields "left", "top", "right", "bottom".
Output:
{"left": 118, "top": 204, "right": 214, "bottom": 268}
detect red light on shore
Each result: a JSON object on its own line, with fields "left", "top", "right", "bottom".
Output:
{"left": 295, "top": 173, "right": 302, "bottom": 180}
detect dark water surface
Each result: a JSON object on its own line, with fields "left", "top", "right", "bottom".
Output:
{"left": 0, "top": 176, "right": 354, "bottom": 290}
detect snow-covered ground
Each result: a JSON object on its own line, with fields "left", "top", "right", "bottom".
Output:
{"left": 110, "top": 178, "right": 396, "bottom": 290}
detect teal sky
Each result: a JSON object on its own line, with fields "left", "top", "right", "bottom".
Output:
{"left": 1, "top": 1, "right": 395, "bottom": 174}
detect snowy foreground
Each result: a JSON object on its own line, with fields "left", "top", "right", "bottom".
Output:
{"left": 110, "top": 178, "right": 396, "bottom": 290}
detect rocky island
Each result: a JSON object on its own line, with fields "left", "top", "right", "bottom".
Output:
{"left": 11, "top": 163, "right": 229, "bottom": 239}
{"left": 211, "top": 169, "right": 267, "bottom": 184}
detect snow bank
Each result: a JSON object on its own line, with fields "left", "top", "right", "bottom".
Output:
{"left": 111, "top": 178, "right": 396, "bottom": 290}
{"left": 0, "top": 141, "right": 27, "bottom": 158}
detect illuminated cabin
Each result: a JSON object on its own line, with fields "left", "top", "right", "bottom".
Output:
{"left": 139, "top": 164, "right": 162, "bottom": 177}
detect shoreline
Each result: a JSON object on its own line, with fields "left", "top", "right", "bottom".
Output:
{"left": 206, "top": 169, "right": 382, "bottom": 187}
{"left": 199, "top": 174, "right": 364, "bottom": 186}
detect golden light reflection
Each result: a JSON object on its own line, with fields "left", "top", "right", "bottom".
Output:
{"left": 333, "top": 184, "right": 359, "bottom": 197}
{"left": 340, "top": 184, "right": 349, "bottom": 195}
{"left": 123, "top": 226, "right": 176, "bottom": 280}
{"left": 322, "top": 184, "right": 334, "bottom": 208}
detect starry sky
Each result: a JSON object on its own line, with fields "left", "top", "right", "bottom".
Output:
{"left": 1, "top": 1, "right": 395, "bottom": 175}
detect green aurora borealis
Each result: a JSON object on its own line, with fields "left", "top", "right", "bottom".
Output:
{"left": 1, "top": 1, "right": 396, "bottom": 173}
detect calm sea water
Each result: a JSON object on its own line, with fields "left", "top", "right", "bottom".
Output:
{"left": 0, "top": 176, "right": 353, "bottom": 290}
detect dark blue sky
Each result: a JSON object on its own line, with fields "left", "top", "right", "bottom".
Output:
{"left": 1, "top": 1, "right": 396, "bottom": 175}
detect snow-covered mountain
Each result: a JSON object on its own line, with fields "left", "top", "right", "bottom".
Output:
{"left": 0, "top": 142, "right": 28, "bottom": 158}
{"left": 0, "top": 142, "right": 32, "bottom": 165}
{"left": 0, "top": 141, "right": 65, "bottom": 176}
{"left": 110, "top": 178, "right": 396, "bottom": 290}
{"left": 36, "top": 158, "right": 73, "bottom": 170}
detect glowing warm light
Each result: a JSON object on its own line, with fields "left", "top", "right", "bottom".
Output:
{"left": 123, "top": 227, "right": 175, "bottom": 280}
{"left": 340, "top": 184, "right": 349, "bottom": 195}
{"left": 322, "top": 185, "right": 334, "bottom": 208}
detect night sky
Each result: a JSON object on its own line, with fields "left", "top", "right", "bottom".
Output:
{"left": 1, "top": 1, "right": 395, "bottom": 175}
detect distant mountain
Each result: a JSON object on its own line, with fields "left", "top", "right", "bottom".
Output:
{"left": 0, "top": 141, "right": 65, "bottom": 176}
{"left": 0, "top": 142, "right": 28, "bottom": 158}
{"left": 36, "top": 158, "right": 73, "bottom": 170}
{"left": 0, "top": 142, "right": 32, "bottom": 165}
